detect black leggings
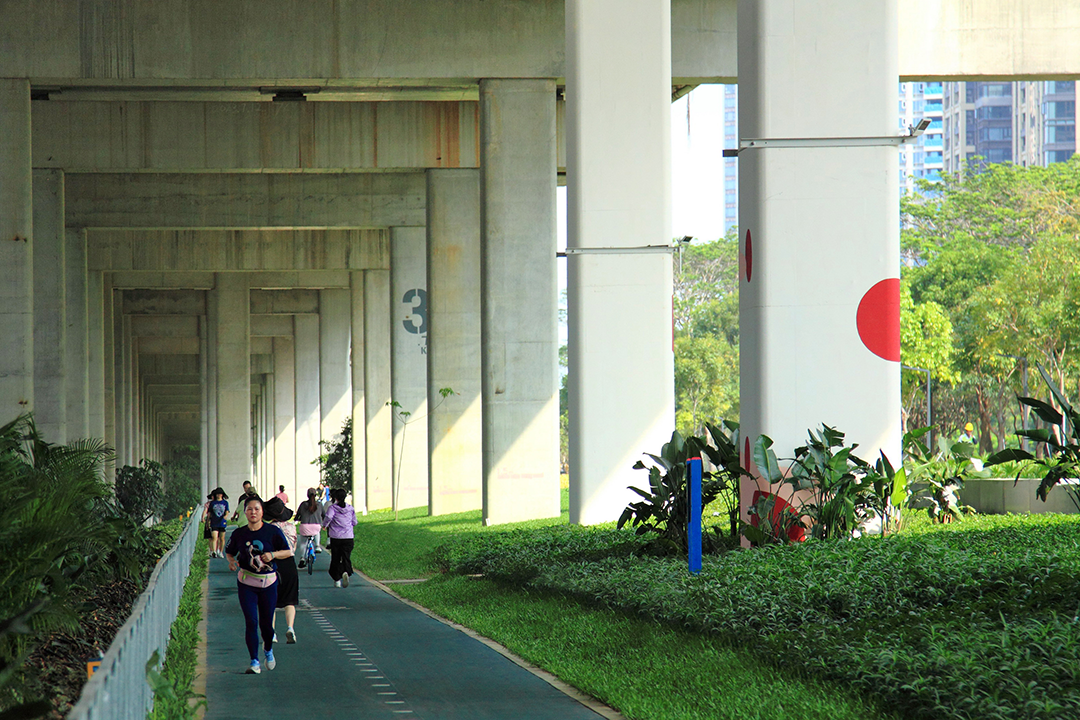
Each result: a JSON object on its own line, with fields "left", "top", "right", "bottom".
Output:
{"left": 328, "top": 538, "right": 354, "bottom": 581}
{"left": 237, "top": 581, "right": 278, "bottom": 660}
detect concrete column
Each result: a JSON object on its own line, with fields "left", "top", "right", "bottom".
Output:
{"left": 479, "top": 78, "right": 560, "bottom": 525}
{"left": 206, "top": 287, "right": 219, "bottom": 488}
{"left": 390, "top": 226, "right": 429, "bottom": 512}
{"left": 364, "top": 269, "right": 394, "bottom": 511}
{"left": 116, "top": 308, "right": 128, "bottom": 465}
{"left": 565, "top": 0, "right": 675, "bottom": 525}
{"left": 426, "top": 169, "right": 483, "bottom": 515}
{"left": 214, "top": 273, "right": 251, "bottom": 500}
{"left": 200, "top": 316, "right": 209, "bottom": 496}
{"left": 32, "top": 170, "right": 66, "bottom": 443}
{"left": 103, "top": 279, "right": 116, "bottom": 479}
{"left": 294, "top": 314, "right": 322, "bottom": 493}
{"left": 737, "top": 0, "right": 902, "bottom": 519}
{"left": 0, "top": 80, "right": 33, "bottom": 419}
{"left": 273, "top": 335, "right": 297, "bottom": 502}
{"left": 88, "top": 270, "right": 105, "bottom": 440}
{"left": 66, "top": 228, "right": 89, "bottom": 439}
{"left": 350, "top": 273, "right": 368, "bottom": 512}
{"left": 319, "top": 288, "right": 352, "bottom": 457}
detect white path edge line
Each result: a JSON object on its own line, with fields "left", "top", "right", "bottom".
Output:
{"left": 359, "top": 573, "right": 628, "bottom": 720}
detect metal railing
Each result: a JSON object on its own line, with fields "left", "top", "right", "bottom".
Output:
{"left": 67, "top": 514, "right": 200, "bottom": 720}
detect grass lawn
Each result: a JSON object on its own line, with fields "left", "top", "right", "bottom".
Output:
{"left": 352, "top": 492, "right": 896, "bottom": 720}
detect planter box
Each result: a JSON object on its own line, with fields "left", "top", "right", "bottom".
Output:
{"left": 958, "top": 478, "right": 1079, "bottom": 515}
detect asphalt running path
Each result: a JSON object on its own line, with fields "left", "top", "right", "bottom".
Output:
{"left": 203, "top": 534, "right": 614, "bottom": 720}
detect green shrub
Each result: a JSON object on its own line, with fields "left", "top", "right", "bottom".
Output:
{"left": 115, "top": 460, "right": 165, "bottom": 524}
{"left": 162, "top": 447, "right": 200, "bottom": 520}
{"left": 314, "top": 416, "right": 351, "bottom": 491}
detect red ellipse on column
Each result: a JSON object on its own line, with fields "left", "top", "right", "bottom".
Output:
{"left": 856, "top": 278, "right": 901, "bottom": 362}
{"left": 744, "top": 229, "right": 753, "bottom": 282}
{"left": 743, "top": 436, "right": 751, "bottom": 472}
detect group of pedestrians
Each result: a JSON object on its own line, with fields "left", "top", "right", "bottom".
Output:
{"left": 201, "top": 482, "right": 358, "bottom": 674}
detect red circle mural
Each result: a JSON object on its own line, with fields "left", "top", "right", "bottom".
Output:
{"left": 856, "top": 278, "right": 901, "bottom": 362}
{"left": 743, "top": 436, "right": 751, "bottom": 472}
{"left": 743, "top": 229, "right": 753, "bottom": 282}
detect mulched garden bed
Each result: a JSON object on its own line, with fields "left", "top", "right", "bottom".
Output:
{"left": 16, "top": 579, "right": 142, "bottom": 719}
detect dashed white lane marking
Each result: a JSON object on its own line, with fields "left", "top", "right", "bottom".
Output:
{"left": 299, "top": 599, "right": 420, "bottom": 717}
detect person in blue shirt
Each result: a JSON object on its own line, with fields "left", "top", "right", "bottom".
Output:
{"left": 225, "top": 497, "right": 291, "bottom": 674}
{"left": 201, "top": 488, "right": 229, "bottom": 559}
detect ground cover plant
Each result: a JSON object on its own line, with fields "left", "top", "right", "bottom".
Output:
{"left": 431, "top": 512, "right": 1080, "bottom": 720}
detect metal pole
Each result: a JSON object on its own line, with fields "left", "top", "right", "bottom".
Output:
{"left": 686, "top": 457, "right": 702, "bottom": 575}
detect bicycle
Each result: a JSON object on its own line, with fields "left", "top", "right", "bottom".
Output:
{"left": 302, "top": 535, "right": 316, "bottom": 575}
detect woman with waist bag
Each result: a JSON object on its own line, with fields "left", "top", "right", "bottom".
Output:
{"left": 225, "top": 497, "right": 291, "bottom": 675}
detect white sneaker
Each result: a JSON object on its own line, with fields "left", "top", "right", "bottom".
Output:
{"left": 246, "top": 660, "right": 261, "bottom": 675}
{"left": 272, "top": 632, "right": 277, "bottom": 643}
{"left": 265, "top": 649, "right": 276, "bottom": 670}
{"left": 334, "top": 580, "right": 342, "bottom": 588}
{"left": 286, "top": 627, "right": 296, "bottom": 644}
{"left": 315, "top": 547, "right": 323, "bottom": 554}
{"left": 341, "top": 573, "right": 350, "bottom": 588}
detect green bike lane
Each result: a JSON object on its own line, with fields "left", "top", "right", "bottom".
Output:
{"left": 203, "top": 542, "right": 620, "bottom": 720}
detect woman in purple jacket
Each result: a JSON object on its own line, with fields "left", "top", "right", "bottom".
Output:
{"left": 322, "top": 488, "right": 358, "bottom": 587}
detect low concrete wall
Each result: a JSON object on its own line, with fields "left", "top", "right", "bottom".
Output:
{"left": 959, "top": 478, "right": 1079, "bottom": 515}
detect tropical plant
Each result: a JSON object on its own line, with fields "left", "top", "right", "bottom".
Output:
{"left": 986, "top": 364, "right": 1080, "bottom": 511}
{"left": 903, "top": 427, "right": 981, "bottom": 522}
{"left": 387, "top": 388, "right": 456, "bottom": 518}
{"left": 744, "top": 425, "right": 901, "bottom": 544}
{"left": 115, "top": 459, "right": 164, "bottom": 524}
{"left": 618, "top": 422, "right": 747, "bottom": 554}
{"left": 162, "top": 446, "right": 200, "bottom": 520}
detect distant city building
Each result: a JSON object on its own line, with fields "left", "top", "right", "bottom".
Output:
{"left": 723, "top": 84, "right": 738, "bottom": 234}
{"left": 899, "top": 82, "right": 944, "bottom": 193}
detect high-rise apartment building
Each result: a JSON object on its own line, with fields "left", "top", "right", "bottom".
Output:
{"left": 723, "top": 84, "right": 738, "bottom": 234}
{"left": 899, "top": 82, "right": 944, "bottom": 193}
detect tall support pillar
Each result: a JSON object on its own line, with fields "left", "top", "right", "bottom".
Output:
{"left": 88, "top": 270, "right": 105, "bottom": 440}
{"left": 426, "top": 169, "right": 483, "bottom": 515}
{"left": 103, "top": 278, "right": 116, "bottom": 480}
{"left": 390, "top": 227, "right": 429, "bottom": 511}
{"left": 66, "top": 228, "right": 89, "bottom": 439}
{"left": 116, "top": 309, "right": 129, "bottom": 465}
{"left": 0, "top": 80, "right": 32, "bottom": 419}
{"left": 319, "top": 288, "right": 352, "bottom": 458}
{"left": 273, "top": 336, "right": 296, "bottom": 502}
{"left": 364, "top": 270, "right": 393, "bottom": 511}
{"left": 737, "top": 0, "right": 902, "bottom": 517}
{"left": 294, "top": 314, "right": 322, "bottom": 494}
{"left": 206, "top": 288, "right": 219, "bottom": 489}
{"left": 32, "top": 169, "right": 66, "bottom": 443}
{"left": 349, "top": 273, "right": 369, "bottom": 511}
{"left": 199, "top": 316, "right": 209, "bottom": 496}
{"left": 565, "top": 0, "right": 675, "bottom": 525}
{"left": 479, "top": 78, "right": 560, "bottom": 525}
{"left": 214, "top": 273, "right": 251, "bottom": 500}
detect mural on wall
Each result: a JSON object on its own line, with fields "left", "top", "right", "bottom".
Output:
{"left": 402, "top": 288, "right": 428, "bottom": 354}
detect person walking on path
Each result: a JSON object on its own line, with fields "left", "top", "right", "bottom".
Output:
{"left": 230, "top": 480, "right": 260, "bottom": 522}
{"left": 225, "top": 498, "right": 291, "bottom": 674}
{"left": 323, "top": 488, "right": 357, "bottom": 588}
{"left": 201, "top": 487, "right": 229, "bottom": 558}
{"left": 274, "top": 485, "right": 289, "bottom": 504}
{"left": 262, "top": 497, "right": 299, "bottom": 644}
{"left": 295, "top": 488, "right": 325, "bottom": 563}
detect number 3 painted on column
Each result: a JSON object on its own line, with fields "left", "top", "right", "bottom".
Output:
{"left": 402, "top": 288, "right": 427, "bottom": 334}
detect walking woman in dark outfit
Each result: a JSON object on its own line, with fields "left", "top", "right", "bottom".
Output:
{"left": 225, "top": 498, "right": 291, "bottom": 674}
{"left": 322, "top": 488, "right": 357, "bottom": 587}
{"left": 262, "top": 497, "right": 299, "bottom": 644}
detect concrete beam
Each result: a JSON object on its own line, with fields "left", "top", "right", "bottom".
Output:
{"left": 34, "top": 101, "right": 480, "bottom": 172}
{"left": 88, "top": 229, "right": 390, "bottom": 272}
{"left": 122, "top": 290, "right": 207, "bottom": 315}
{"left": 251, "top": 289, "right": 320, "bottom": 315}
{"left": 130, "top": 316, "right": 199, "bottom": 338}
{"left": 251, "top": 315, "right": 295, "bottom": 337}
{"left": 67, "top": 173, "right": 424, "bottom": 229}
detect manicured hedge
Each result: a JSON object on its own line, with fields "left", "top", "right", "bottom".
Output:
{"left": 435, "top": 515, "right": 1080, "bottom": 720}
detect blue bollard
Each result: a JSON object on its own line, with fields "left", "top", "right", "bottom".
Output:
{"left": 687, "top": 457, "right": 702, "bottom": 575}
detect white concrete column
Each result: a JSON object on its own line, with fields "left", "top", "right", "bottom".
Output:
{"left": 565, "top": 0, "right": 675, "bottom": 525}
{"left": 199, "top": 316, "right": 209, "bottom": 496}
{"left": 88, "top": 270, "right": 105, "bottom": 440}
{"left": 350, "top": 273, "right": 369, "bottom": 511}
{"left": 214, "top": 273, "right": 251, "bottom": 500}
{"left": 479, "top": 78, "right": 560, "bottom": 525}
{"left": 103, "top": 279, "right": 116, "bottom": 479}
{"left": 32, "top": 170, "right": 66, "bottom": 443}
{"left": 206, "top": 288, "right": 219, "bottom": 488}
{"left": 737, "top": 0, "right": 902, "bottom": 517}
{"left": 319, "top": 288, "right": 352, "bottom": 455}
{"left": 0, "top": 80, "right": 33, "bottom": 419}
{"left": 390, "top": 226, "right": 429, "bottom": 512}
{"left": 426, "top": 169, "right": 483, "bottom": 515}
{"left": 273, "top": 335, "right": 297, "bottom": 502}
{"left": 294, "top": 313, "right": 322, "bottom": 493}
{"left": 364, "top": 269, "right": 394, "bottom": 511}
{"left": 117, "top": 309, "right": 130, "bottom": 465}
{"left": 66, "top": 228, "right": 89, "bottom": 439}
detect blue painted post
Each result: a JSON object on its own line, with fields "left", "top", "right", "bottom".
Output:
{"left": 687, "top": 456, "right": 702, "bottom": 575}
